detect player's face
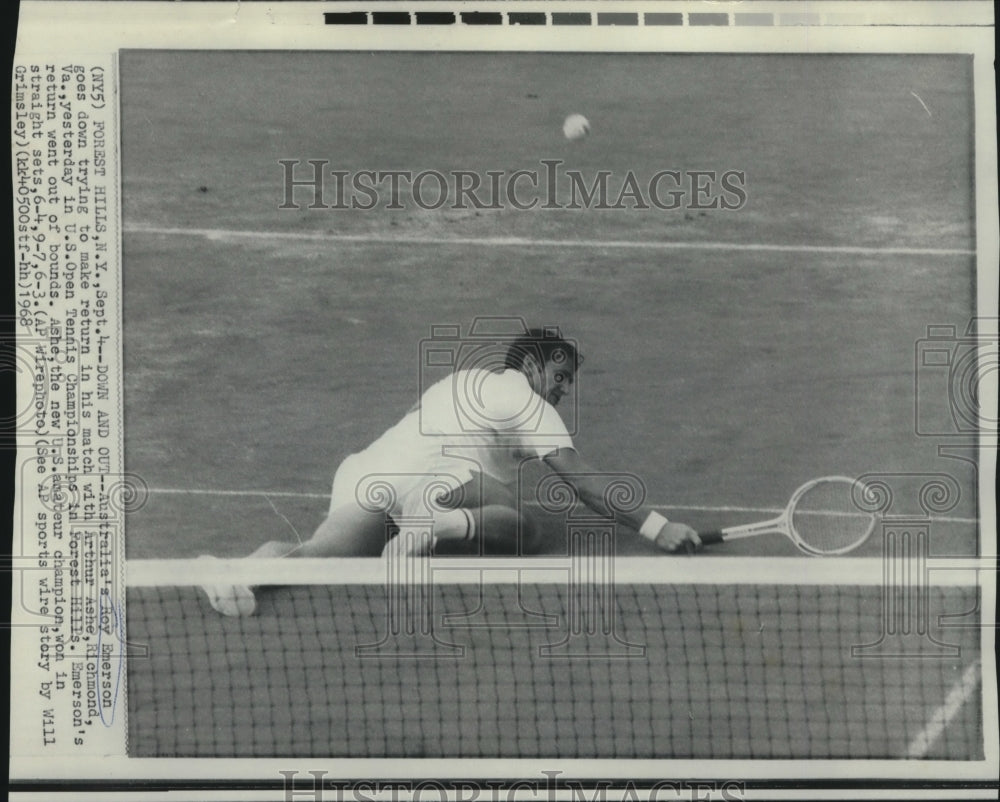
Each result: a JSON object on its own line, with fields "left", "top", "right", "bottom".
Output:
{"left": 529, "top": 354, "right": 575, "bottom": 406}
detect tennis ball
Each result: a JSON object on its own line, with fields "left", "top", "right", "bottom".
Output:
{"left": 563, "top": 113, "right": 590, "bottom": 141}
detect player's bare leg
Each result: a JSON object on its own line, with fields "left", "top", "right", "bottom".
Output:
{"left": 461, "top": 504, "right": 539, "bottom": 554}
{"left": 383, "top": 503, "right": 538, "bottom": 557}
{"left": 448, "top": 473, "right": 540, "bottom": 554}
{"left": 203, "top": 475, "right": 537, "bottom": 614}
{"left": 388, "top": 473, "right": 540, "bottom": 556}
{"left": 252, "top": 504, "right": 389, "bottom": 558}
{"left": 201, "top": 504, "right": 387, "bottom": 616}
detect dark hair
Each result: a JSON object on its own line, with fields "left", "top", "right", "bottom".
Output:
{"left": 503, "top": 328, "right": 582, "bottom": 374}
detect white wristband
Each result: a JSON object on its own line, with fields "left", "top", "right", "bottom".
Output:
{"left": 639, "top": 511, "right": 669, "bottom": 541}
{"left": 461, "top": 508, "right": 476, "bottom": 542}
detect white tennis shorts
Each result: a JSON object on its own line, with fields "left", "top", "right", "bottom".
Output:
{"left": 329, "top": 450, "right": 472, "bottom": 521}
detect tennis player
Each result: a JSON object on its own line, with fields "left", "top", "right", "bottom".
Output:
{"left": 203, "top": 328, "right": 701, "bottom": 615}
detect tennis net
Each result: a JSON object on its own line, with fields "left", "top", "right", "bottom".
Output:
{"left": 125, "top": 556, "right": 984, "bottom": 759}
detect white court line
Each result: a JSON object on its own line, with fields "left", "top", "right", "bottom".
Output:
{"left": 905, "top": 662, "right": 982, "bottom": 759}
{"left": 125, "top": 224, "right": 975, "bottom": 258}
{"left": 142, "top": 486, "right": 979, "bottom": 525}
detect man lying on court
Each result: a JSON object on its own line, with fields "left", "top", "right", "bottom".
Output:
{"left": 202, "top": 327, "right": 701, "bottom": 616}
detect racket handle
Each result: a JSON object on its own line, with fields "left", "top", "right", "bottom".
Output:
{"left": 698, "top": 530, "right": 725, "bottom": 545}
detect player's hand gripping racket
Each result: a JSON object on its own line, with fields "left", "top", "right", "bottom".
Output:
{"left": 694, "top": 476, "right": 878, "bottom": 556}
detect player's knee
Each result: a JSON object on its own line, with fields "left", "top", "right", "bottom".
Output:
{"left": 432, "top": 504, "right": 538, "bottom": 555}
{"left": 479, "top": 505, "right": 538, "bottom": 555}
{"left": 439, "top": 474, "right": 518, "bottom": 511}
{"left": 516, "top": 512, "right": 542, "bottom": 554}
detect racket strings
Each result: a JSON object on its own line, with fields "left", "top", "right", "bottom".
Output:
{"left": 789, "top": 479, "right": 876, "bottom": 554}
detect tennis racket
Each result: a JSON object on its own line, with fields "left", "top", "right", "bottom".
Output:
{"left": 695, "top": 476, "right": 878, "bottom": 556}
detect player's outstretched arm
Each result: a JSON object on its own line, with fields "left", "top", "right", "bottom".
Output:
{"left": 543, "top": 448, "right": 701, "bottom": 554}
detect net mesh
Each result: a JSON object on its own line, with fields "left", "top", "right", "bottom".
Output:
{"left": 126, "top": 563, "right": 982, "bottom": 759}
{"left": 789, "top": 479, "right": 876, "bottom": 554}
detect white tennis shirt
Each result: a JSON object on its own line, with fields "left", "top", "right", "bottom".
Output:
{"left": 360, "top": 369, "right": 575, "bottom": 486}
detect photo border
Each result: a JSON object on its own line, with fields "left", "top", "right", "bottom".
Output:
{"left": 9, "top": 1, "right": 999, "bottom": 797}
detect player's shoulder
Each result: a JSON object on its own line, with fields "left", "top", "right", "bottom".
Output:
{"left": 471, "top": 368, "right": 534, "bottom": 399}
{"left": 448, "top": 368, "right": 539, "bottom": 422}
{"left": 485, "top": 368, "right": 529, "bottom": 387}
{"left": 450, "top": 367, "right": 530, "bottom": 388}
{"left": 421, "top": 369, "right": 530, "bottom": 414}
